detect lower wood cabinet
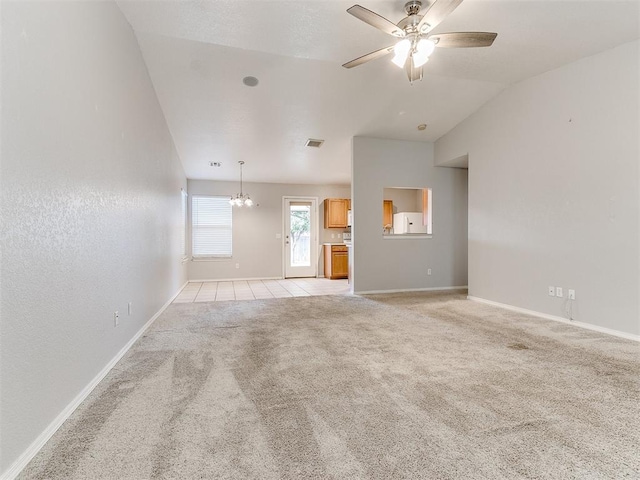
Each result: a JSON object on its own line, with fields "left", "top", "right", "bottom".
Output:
{"left": 324, "top": 244, "right": 348, "bottom": 279}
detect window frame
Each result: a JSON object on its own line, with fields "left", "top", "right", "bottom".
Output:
{"left": 181, "top": 189, "right": 188, "bottom": 261}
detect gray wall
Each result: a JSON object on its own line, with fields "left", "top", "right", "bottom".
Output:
{"left": 435, "top": 40, "right": 639, "bottom": 336}
{"left": 0, "top": 2, "right": 187, "bottom": 475}
{"left": 352, "top": 137, "right": 468, "bottom": 293}
{"left": 188, "top": 180, "right": 351, "bottom": 280}
{"left": 383, "top": 188, "right": 421, "bottom": 214}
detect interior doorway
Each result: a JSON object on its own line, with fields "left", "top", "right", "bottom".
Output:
{"left": 283, "top": 197, "right": 318, "bottom": 278}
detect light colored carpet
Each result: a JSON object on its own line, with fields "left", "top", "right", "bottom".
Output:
{"left": 20, "top": 291, "right": 640, "bottom": 479}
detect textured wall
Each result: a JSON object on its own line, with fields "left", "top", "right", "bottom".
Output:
{"left": 187, "top": 180, "right": 351, "bottom": 280}
{"left": 0, "top": 1, "right": 187, "bottom": 475}
{"left": 352, "top": 137, "right": 468, "bottom": 293}
{"left": 435, "top": 40, "right": 640, "bottom": 336}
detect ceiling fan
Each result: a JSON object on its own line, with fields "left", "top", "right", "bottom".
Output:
{"left": 342, "top": 0, "right": 497, "bottom": 83}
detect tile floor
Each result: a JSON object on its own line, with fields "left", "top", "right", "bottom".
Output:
{"left": 173, "top": 278, "right": 350, "bottom": 303}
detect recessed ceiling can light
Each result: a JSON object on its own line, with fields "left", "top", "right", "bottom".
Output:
{"left": 242, "top": 76, "right": 259, "bottom": 87}
{"left": 209, "top": 161, "right": 222, "bottom": 167}
{"left": 305, "top": 139, "right": 324, "bottom": 148}
{"left": 417, "top": 124, "right": 427, "bottom": 131}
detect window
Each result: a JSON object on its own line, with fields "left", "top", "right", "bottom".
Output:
{"left": 181, "top": 189, "right": 188, "bottom": 260}
{"left": 191, "top": 195, "right": 232, "bottom": 258}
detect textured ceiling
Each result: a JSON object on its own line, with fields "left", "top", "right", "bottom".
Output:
{"left": 117, "top": 0, "right": 640, "bottom": 184}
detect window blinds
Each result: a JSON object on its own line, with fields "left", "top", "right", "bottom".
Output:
{"left": 191, "top": 195, "right": 232, "bottom": 257}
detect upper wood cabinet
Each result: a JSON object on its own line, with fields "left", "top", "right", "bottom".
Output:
{"left": 324, "top": 198, "right": 350, "bottom": 228}
{"left": 383, "top": 200, "right": 393, "bottom": 228}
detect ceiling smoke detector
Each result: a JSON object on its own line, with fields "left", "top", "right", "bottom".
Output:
{"left": 305, "top": 139, "right": 324, "bottom": 148}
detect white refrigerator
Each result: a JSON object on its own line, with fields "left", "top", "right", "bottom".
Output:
{"left": 393, "top": 212, "right": 427, "bottom": 234}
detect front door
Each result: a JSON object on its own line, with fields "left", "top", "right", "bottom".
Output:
{"left": 284, "top": 197, "right": 317, "bottom": 278}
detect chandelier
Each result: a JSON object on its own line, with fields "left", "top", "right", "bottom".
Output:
{"left": 229, "top": 161, "right": 253, "bottom": 207}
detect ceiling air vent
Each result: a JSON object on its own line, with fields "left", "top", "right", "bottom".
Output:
{"left": 305, "top": 139, "right": 324, "bottom": 148}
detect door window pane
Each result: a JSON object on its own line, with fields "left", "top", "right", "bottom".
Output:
{"left": 290, "top": 205, "right": 310, "bottom": 267}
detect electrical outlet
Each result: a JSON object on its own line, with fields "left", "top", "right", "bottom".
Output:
{"left": 235, "top": 263, "right": 240, "bottom": 269}
{"left": 556, "top": 287, "right": 563, "bottom": 298}
{"left": 427, "top": 268, "right": 432, "bottom": 275}
{"left": 568, "top": 289, "right": 576, "bottom": 300}
{"left": 548, "top": 286, "right": 555, "bottom": 297}
{"left": 114, "top": 311, "right": 119, "bottom": 327}
{"left": 331, "top": 233, "right": 335, "bottom": 238}
{"left": 128, "top": 302, "right": 132, "bottom": 316}
{"left": 276, "top": 233, "right": 281, "bottom": 239}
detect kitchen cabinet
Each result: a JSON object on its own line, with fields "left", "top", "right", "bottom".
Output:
{"left": 324, "top": 244, "right": 348, "bottom": 279}
{"left": 324, "top": 198, "right": 350, "bottom": 228}
{"left": 383, "top": 200, "right": 393, "bottom": 229}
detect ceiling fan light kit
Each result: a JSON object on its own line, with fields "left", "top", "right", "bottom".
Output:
{"left": 343, "top": 0, "right": 498, "bottom": 83}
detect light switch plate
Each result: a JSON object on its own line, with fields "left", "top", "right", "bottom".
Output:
{"left": 556, "top": 287, "right": 563, "bottom": 298}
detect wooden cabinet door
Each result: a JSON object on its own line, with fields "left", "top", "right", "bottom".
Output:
{"left": 324, "top": 245, "right": 348, "bottom": 279}
{"left": 324, "top": 198, "right": 348, "bottom": 228}
{"left": 331, "top": 249, "right": 348, "bottom": 278}
{"left": 383, "top": 200, "right": 393, "bottom": 228}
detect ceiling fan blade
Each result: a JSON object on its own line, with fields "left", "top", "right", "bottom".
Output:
{"left": 347, "top": 5, "right": 405, "bottom": 37}
{"left": 416, "top": 0, "right": 464, "bottom": 34}
{"left": 342, "top": 46, "right": 394, "bottom": 69}
{"left": 430, "top": 32, "right": 498, "bottom": 48}
{"left": 405, "top": 57, "right": 423, "bottom": 84}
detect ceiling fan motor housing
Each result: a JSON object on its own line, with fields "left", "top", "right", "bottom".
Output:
{"left": 404, "top": 1, "right": 422, "bottom": 16}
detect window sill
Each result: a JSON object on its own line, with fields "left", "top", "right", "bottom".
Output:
{"left": 383, "top": 234, "right": 433, "bottom": 240}
{"left": 191, "top": 257, "right": 233, "bottom": 262}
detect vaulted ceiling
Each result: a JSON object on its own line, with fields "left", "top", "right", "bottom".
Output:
{"left": 117, "top": 0, "right": 640, "bottom": 184}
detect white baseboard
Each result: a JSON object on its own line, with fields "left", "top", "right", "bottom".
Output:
{"left": 188, "top": 276, "right": 282, "bottom": 283}
{"left": 356, "top": 286, "right": 468, "bottom": 295}
{"left": 0, "top": 281, "right": 188, "bottom": 480}
{"left": 467, "top": 296, "right": 640, "bottom": 342}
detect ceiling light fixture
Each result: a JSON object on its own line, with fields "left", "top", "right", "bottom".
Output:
{"left": 392, "top": 36, "right": 435, "bottom": 70}
{"left": 417, "top": 123, "right": 427, "bottom": 131}
{"left": 229, "top": 161, "right": 253, "bottom": 207}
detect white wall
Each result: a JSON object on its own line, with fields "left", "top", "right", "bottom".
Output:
{"left": 0, "top": 1, "right": 187, "bottom": 476}
{"left": 188, "top": 179, "right": 351, "bottom": 280}
{"left": 352, "top": 137, "right": 468, "bottom": 293}
{"left": 435, "top": 40, "right": 640, "bottom": 336}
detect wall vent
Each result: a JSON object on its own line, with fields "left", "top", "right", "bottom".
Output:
{"left": 305, "top": 139, "right": 324, "bottom": 148}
